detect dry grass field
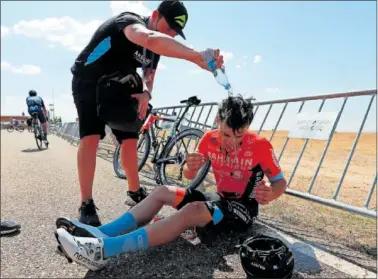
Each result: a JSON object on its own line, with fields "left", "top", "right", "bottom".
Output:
{"left": 259, "top": 130, "right": 376, "bottom": 209}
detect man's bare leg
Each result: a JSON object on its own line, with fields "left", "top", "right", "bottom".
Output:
{"left": 77, "top": 135, "right": 102, "bottom": 226}
{"left": 121, "top": 139, "right": 140, "bottom": 192}
{"left": 121, "top": 138, "right": 149, "bottom": 205}
{"left": 98, "top": 185, "right": 180, "bottom": 236}
{"left": 78, "top": 135, "right": 100, "bottom": 202}
{"left": 144, "top": 202, "right": 212, "bottom": 246}
{"left": 101, "top": 201, "right": 212, "bottom": 257}
{"left": 56, "top": 186, "right": 215, "bottom": 261}
{"left": 99, "top": 186, "right": 214, "bottom": 257}
{"left": 42, "top": 122, "right": 48, "bottom": 136}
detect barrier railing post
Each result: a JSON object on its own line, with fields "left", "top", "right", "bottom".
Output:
{"left": 333, "top": 94, "right": 376, "bottom": 200}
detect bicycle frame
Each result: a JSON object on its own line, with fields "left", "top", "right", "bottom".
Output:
{"left": 144, "top": 104, "right": 194, "bottom": 165}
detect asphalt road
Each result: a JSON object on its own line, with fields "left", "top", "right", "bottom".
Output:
{"left": 0, "top": 131, "right": 375, "bottom": 278}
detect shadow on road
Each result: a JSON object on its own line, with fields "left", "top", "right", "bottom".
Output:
{"left": 80, "top": 222, "right": 323, "bottom": 279}
{"left": 82, "top": 227, "right": 256, "bottom": 279}
{"left": 21, "top": 148, "right": 46, "bottom": 153}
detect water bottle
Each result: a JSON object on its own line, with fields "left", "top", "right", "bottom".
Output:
{"left": 208, "top": 60, "right": 233, "bottom": 95}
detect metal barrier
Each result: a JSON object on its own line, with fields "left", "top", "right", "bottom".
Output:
{"left": 55, "top": 89, "right": 377, "bottom": 219}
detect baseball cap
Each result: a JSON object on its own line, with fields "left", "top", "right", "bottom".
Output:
{"left": 157, "top": 0, "right": 188, "bottom": 40}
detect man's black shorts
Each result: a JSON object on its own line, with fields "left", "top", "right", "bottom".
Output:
{"left": 72, "top": 76, "right": 139, "bottom": 144}
{"left": 28, "top": 109, "right": 46, "bottom": 124}
{"left": 176, "top": 189, "right": 257, "bottom": 232}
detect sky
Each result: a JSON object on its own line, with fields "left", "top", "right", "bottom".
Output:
{"left": 0, "top": 1, "right": 376, "bottom": 132}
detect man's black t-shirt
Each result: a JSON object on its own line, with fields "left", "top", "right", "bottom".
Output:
{"left": 71, "top": 12, "right": 160, "bottom": 81}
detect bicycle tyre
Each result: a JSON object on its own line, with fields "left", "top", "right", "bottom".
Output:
{"left": 158, "top": 128, "right": 211, "bottom": 190}
{"left": 34, "top": 127, "right": 43, "bottom": 150}
{"left": 113, "top": 131, "right": 151, "bottom": 179}
{"left": 17, "top": 126, "right": 25, "bottom": 132}
{"left": 7, "top": 127, "right": 14, "bottom": 133}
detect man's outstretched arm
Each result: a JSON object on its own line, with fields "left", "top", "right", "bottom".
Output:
{"left": 124, "top": 24, "right": 212, "bottom": 71}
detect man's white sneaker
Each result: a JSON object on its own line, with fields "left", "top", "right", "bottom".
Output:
{"left": 55, "top": 228, "right": 109, "bottom": 271}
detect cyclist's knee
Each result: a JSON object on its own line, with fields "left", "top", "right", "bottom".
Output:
{"left": 179, "top": 202, "right": 212, "bottom": 226}
{"left": 150, "top": 186, "right": 179, "bottom": 205}
{"left": 79, "top": 135, "right": 100, "bottom": 150}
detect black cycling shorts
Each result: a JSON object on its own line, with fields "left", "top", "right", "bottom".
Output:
{"left": 176, "top": 189, "right": 257, "bottom": 232}
{"left": 72, "top": 76, "right": 139, "bottom": 144}
{"left": 28, "top": 109, "right": 46, "bottom": 124}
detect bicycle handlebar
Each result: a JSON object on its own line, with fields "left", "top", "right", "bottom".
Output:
{"left": 151, "top": 96, "right": 201, "bottom": 131}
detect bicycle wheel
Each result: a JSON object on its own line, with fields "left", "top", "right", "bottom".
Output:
{"left": 17, "top": 126, "right": 25, "bottom": 132}
{"left": 158, "top": 128, "right": 211, "bottom": 189}
{"left": 113, "top": 131, "right": 151, "bottom": 179}
{"left": 34, "top": 126, "right": 43, "bottom": 150}
{"left": 7, "top": 126, "right": 14, "bottom": 133}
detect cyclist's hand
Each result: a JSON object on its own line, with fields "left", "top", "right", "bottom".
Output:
{"left": 195, "top": 48, "right": 224, "bottom": 72}
{"left": 131, "top": 92, "right": 151, "bottom": 120}
{"left": 254, "top": 180, "right": 273, "bottom": 205}
{"left": 186, "top": 152, "right": 206, "bottom": 171}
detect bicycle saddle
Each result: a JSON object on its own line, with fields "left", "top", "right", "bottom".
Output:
{"left": 180, "top": 96, "right": 201, "bottom": 106}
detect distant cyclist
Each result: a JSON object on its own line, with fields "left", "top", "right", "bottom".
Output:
{"left": 11, "top": 118, "right": 19, "bottom": 128}
{"left": 26, "top": 90, "right": 49, "bottom": 144}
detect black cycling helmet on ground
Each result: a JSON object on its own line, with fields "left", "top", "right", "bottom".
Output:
{"left": 236, "top": 234, "right": 295, "bottom": 278}
{"left": 29, "top": 90, "right": 37, "bottom": 96}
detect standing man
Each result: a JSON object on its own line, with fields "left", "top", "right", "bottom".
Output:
{"left": 71, "top": 0, "right": 224, "bottom": 226}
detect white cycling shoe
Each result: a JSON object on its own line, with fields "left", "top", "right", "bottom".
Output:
{"left": 56, "top": 217, "right": 109, "bottom": 239}
{"left": 55, "top": 228, "right": 109, "bottom": 271}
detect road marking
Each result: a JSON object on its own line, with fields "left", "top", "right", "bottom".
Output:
{"left": 259, "top": 223, "right": 376, "bottom": 278}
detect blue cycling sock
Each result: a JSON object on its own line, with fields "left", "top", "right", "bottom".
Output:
{"left": 99, "top": 212, "right": 137, "bottom": 237}
{"left": 103, "top": 227, "right": 149, "bottom": 258}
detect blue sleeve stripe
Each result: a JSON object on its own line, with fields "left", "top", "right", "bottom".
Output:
{"left": 85, "top": 37, "right": 111, "bottom": 66}
{"left": 269, "top": 172, "right": 284, "bottom": 182}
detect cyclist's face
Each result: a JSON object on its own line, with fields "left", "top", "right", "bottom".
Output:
{"left": 218, "top": 121, "right": 248, "bottom": 150}
{"left": 154, "top": 15, "right": 177, "bottom": 38}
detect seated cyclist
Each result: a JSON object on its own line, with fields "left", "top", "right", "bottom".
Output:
{"left": 54, "top": 95, "right": 287, "bottom": 271}
{"left": 26, "top": 90, "right": 49, "bottom": 144}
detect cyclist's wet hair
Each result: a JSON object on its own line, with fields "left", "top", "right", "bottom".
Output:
{"left": 217, "top": 95, "right": 254, "bottom": 134}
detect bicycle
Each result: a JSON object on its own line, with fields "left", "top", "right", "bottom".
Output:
{"left": 31, "top": 112, "right": 48, "bottom": 150}
{"left": 113, "top": 96, "right": 211, "bottom": 190}
{"left": 7, "top": 125, "right": 25, "bottom": 133}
